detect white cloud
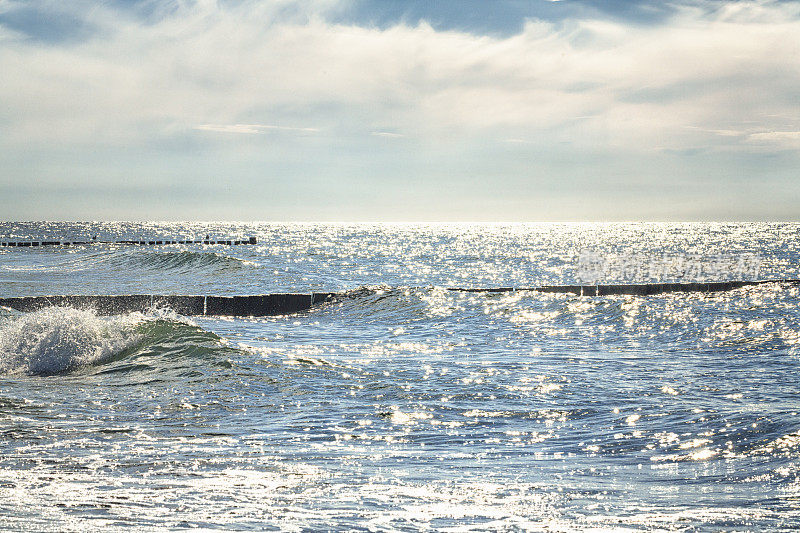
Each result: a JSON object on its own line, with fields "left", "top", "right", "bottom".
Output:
{"left": 196, "top": 124, "right": 264, "bottom": 134}
{"left": 195, "top": 124, "right": 319, "bottom": 134}
{"left": 0, "top": 0, "right": 798, "bottom": 155}
{"left": 747, "top": 130, "right": 800, "bottom": 148}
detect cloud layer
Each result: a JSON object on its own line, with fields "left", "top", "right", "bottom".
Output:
{"left": 1, "top": 0, "right": 799, "bottom": 220}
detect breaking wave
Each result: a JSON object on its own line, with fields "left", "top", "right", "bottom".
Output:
{"left": 0, "top": 307, "right": 144, "bottom": 375}
{"left": 0, "top": 307, "right": 235, "bottom": 376}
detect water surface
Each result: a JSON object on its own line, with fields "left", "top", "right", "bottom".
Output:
{"left": 0, "top": 222, "right": 798, "bottom": 530}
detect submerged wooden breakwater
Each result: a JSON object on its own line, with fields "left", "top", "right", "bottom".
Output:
{"left": 449, "top": 279, "right": 800, "bottom": 296}
{"left": 0, "top": 293, "right": 338, "bottom": 317}
{"left": 0, "top": 280, "right": 795, "bottom": 317}
{"left": 0, "top": 237, "right": 257, "bottom": 247}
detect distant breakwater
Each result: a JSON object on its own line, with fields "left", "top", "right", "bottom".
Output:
{"left": 0, "top": 237, "right": 257, "bottom": 247}
{"left": 0, "top": 280, "right": 796, "bottom": 317}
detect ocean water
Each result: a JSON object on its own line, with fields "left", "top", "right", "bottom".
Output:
{"left": 1, "top": 222, "right": 799, "bottom": 531}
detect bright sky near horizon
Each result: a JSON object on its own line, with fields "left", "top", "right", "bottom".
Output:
{"left": 1, "top": 0, "right": 799, "bottom": 221}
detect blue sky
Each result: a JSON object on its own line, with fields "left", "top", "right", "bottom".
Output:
{"left": 1, "top": 0, "right": 799, "bottom": 221}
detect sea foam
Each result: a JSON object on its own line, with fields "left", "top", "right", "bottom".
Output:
{"left": 0, "top": 307, "right": 144, "bottom": 375}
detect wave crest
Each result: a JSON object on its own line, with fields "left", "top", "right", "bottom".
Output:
{"left": 112, "top": 250, "right": 258, "bottom": 273}
{"left": 0, "top": 307, "right": 144, "bottom": 375}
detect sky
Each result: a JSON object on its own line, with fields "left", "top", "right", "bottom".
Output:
{"left": 1, "top": 0, "right": 799, "bottom": 221}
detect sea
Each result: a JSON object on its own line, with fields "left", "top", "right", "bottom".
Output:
{"left": 0, "top": 221, "right": 799, "bottom": 531}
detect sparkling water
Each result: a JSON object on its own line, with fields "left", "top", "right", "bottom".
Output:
{"left": 0, "top": 222, "right": 798, "bottom": 530}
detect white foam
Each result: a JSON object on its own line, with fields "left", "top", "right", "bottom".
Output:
{"left": 0, "top": 307, "right": 144, "bottom": 375}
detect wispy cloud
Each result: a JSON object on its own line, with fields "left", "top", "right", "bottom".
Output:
{"left": 747, "top": 131, "right": 800, "bottom": 148}
{"left": 371, "top": 131, "right": 404, "bottom": 138}
{"left": 195, "top": 124, "right": 319, "bottom": 134}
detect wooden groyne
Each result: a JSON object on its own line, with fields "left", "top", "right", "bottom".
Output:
{"left": 0, "top": 280, "right": 794, "bottom": 317}
{"left": 450, "top": 279, "right": 800, "bottom": 296}
{"left": 0, "top": 293, "right": 338, "bottom": 317}
{"left": 0, "top": 237, "right": 257, "bottom": 247}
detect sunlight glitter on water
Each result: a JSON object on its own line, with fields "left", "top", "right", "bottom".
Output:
{"left": 1, "top": 222, "right": 799, "bottom": 530}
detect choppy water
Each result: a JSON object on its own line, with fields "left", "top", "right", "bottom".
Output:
{"left": 1, "top": 222, "right": 799, "bottom": 531}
